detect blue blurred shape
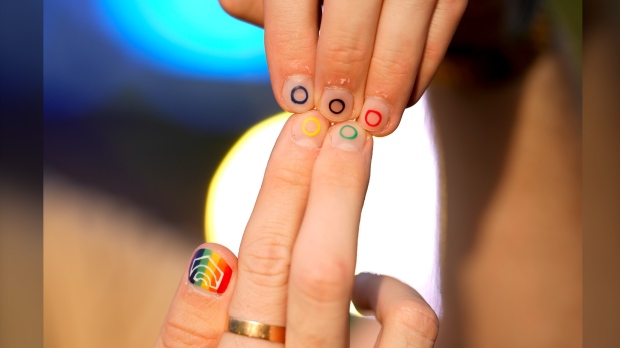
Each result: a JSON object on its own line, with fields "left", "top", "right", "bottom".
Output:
{"left": 96, "top": 0, "right": 268, "bottom": 81}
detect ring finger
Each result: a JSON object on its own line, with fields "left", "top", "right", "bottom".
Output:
{"left": 357, "top": 0, "right": 438, "bottom": 135}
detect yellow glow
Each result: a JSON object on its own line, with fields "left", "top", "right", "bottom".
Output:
{"left": 205, "top": 112, "right": 290, "bottom": 243}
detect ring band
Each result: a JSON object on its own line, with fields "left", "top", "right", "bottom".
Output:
{"left": 228, "top": 317, "right": 285, "bottom": 343}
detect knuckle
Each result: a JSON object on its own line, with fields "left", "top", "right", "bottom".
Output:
{"left": 266, "top": 157, "right": 312, "bottom": 191}
{"left": 388, "top": 298, "right": 439, "bottom": 343}
{"left": 292, "top": 257, "right": 352, "bottom": 303}
{"left": 312, "top": 159, "right": 368, "bottom": 191}
{"left": 160, "top": 319, "right": 216, "bottom": 348}
{"left": 370, "top": 52, "right": 414, "bottom": 81}
{"left": 322, "top": 39, "right": 368, "bottom": 71}
{"left": 240, "top": 234, "right": 291, "bottom": 289}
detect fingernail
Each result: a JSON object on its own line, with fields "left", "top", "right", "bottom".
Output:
{"left": 331, "top": 122, "right": 367, "bottom": 152}
{"left": 282, "top": 75, "right": 314, "bottom": 113}
{"left": 292, "top": 110, "right": 329, "bottom": 148}
{"left": 188, "top": 248, "right": 232, "bottom": 294}
{"left": 358, "top": 97, "right": 390, "bottom": 131}
{"left": 320, "top": 87, "right": 354, "bottom": 122}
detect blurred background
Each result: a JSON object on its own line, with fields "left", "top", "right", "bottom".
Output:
{"left": 45, "top": 0, "right": 281, "bottom": 240}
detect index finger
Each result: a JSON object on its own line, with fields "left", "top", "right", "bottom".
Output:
{"left": 221, "top": 111, "right": 330, "bottom": 347}
{"left": 264, "top": 0, "right": 320, "bottom": 113}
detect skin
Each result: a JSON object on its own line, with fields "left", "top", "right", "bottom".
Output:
{"left": 219, "top": 0, "right": 467, "bottom": 136}
{"left": 157, "top": 1, "right": 582, "bottom": 347}
{"left": 156, "top": 114, "right": 439, "bottom": 348}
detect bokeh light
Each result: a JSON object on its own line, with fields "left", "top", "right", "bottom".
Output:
{"left": 205, "top": 101, "right": 442, "bottom": 315}
{"left": 95, "top": 0, "right": 269, "bottom": 81}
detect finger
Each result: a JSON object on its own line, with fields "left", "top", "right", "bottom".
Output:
{"left": 219, "top": 0, "right": 264, "bottom": 27}
{"left": 315, "top": 0, "right": 383, "bottom": 122}
{"left": 352, "top": 273, "right": 439, "bottom": 348}
{"left": 287, "top": 121, "right": 373, "bottom": 347}
{"left": 357, "top": 0, "right": 437, "bottom": 136}
{"left": 156, "top": 243, "right": 237, "bottom": 348}
{"left": 408, "top": 0, "right": 468, "bottom": 106}
{"left": 221, "top": 111, "right": 330, "bottom": 347}
{"left": 264, "top": 0, "right": 320, "bottom": 114}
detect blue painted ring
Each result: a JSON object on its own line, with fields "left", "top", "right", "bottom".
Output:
{"left": 291, "top": 86, "right": 309, "bottom": 104}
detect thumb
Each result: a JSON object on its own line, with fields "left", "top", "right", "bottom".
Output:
{"left": 155, "top": 243, "right": 238, "bottom": 348}
{"left": 352, "top": 273, "right": 439, "bottom": 348}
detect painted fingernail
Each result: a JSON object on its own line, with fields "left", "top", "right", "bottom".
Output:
{"left": 188, "top": 248, "right": 232, "bottom": 294}
{"left": 320, "top": 87, "right": 354, "bottom": 122}
{"left": 331, "top": 121, "right": 367, "bottom": 152}
{"left": 282, "top": 75, "right": 314, "bottom": 113}
{"left": 358, "top": 97, "right": 390, "bottom": 131}
{"left": 292, "top": 110, "right": 329, "bottom": 148}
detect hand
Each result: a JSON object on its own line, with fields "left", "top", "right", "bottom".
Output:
{"left": 219, "top": 0, "right": 466, "bottom": 136}
{"left": 155, "top": 112, "right": 438, "bottom": 347}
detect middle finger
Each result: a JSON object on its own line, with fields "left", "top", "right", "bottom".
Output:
{"left": 287, "top": 122, "right": 373, "bottom": 347}
{"left": 315, "top": 0, "right": 383, "bottom": 122}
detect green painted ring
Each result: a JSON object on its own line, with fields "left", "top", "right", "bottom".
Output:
{"left": 339, "top": 125, "right": 358, "bottom": 140}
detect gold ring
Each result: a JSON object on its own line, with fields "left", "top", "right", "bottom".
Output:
{"left": 228, "top": 317, "right": 285, "bottom": 343}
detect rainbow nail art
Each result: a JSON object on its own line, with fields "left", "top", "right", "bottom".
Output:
{"left": 188, "top": 248, "right": 232, "bottom": 294}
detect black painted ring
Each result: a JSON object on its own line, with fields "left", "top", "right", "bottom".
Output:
{"left": 291, "top": 86, "right": 309, "bottom": 104}
{"left": 329, "top": 99, "right": 345, "bottom": 114}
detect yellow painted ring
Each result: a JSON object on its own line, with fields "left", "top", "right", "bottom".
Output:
{"left": 301, "top": 117, "right": 321, "bottom": 137}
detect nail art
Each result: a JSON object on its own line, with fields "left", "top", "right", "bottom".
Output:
{"left": 292, "top": 110, "right": 328, "bottom": 148}
{"left": 359, "top": 97, "right": 390, "bottom": 131}
{"left": 364, "top": 110, "right": 382, "bottom": 127}
{"left": 339, "top": 125, "right": 358, "bottom": 140}
{"left": 329, "top": 99, "right": 345, "bottom": 114}
{"left": 291, "top": 86, "right": 309, "bottom": 105}
{"left": 320, "top": 87, "right": 354, "bottom": 122}
{"left": 188, "top": 248, "right": 232, "bottom": 294}
{"left": 302, "top": 117, "right": 321, "bottom": 137}
{"left": 282, "top": 76, "right": 314, "bottom": 113}
{"left": 331, "top": 122, "right": 366, "bottom": 152}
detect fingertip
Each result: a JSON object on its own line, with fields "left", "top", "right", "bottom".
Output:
{"left": 365, "top": 109, "right": 404, "bottom": 138}
{"left": 282, "top": 75, "right": 315, "bottom": 114}
{"left": 219, "top": 0, "right": 264, "bottom": 27}
{"left": 352, "top": 272, "right": 381, "bottom": 315}
{"left": 290, "top": 110, "right": 330, "bottom": 148}
{"left": 318, "top": 87, "right": 355, "bottom": 122}
{"left": 357, "top": 96, "right": 391, "bottom": 134}
{"left": 329, "top": 121, "right": 372, "bottom": 153}
{"left": 157, "top": 243, "right": 238, "bottom": 347}
{"left": 187, "top": 243, "right": 237, "bottom": 295}
{"left": 192, "top": 242, "right": 238, "bottom": 269}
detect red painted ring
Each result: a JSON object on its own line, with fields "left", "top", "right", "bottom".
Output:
{"left": 365, "top": 110, "right": 382, "bottom": 127}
